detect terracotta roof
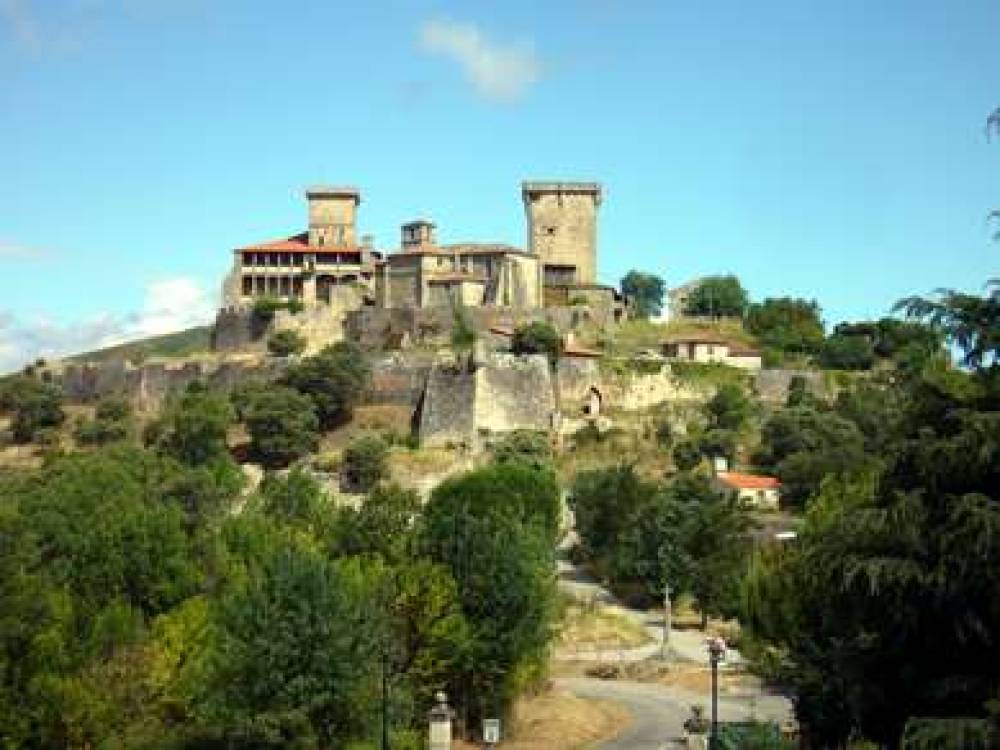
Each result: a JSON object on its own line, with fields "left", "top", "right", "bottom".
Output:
{"left": 236, "top": 232, "right": 365, "bottom": 254}
{"left": 717, "top": 472, "right": 781, "bottom": 490}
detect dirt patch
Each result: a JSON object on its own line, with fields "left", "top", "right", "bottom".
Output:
{"left": 454, "top": 687, "right": 631, "bottom": 750}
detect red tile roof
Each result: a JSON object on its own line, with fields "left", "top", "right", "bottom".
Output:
{"left": 717, "top": 472, "right": 781, "bottom": 490}
{"left": 236, "top": 232, "right": 365, "bottom": 254}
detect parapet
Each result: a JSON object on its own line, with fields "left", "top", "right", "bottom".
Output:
{"left": 521, "top": 181, "right": 602, "bottom": 203}
{"left": 306, "top": 185, "right": 361, "bottom": 203}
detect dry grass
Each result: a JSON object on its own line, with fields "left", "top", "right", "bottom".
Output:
{"left": 558, "top": 600, "right": 653, "bottom": 651}
{"left": 454, "top": 687, "right": 631, "bottom": 750}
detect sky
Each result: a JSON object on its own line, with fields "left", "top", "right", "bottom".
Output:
{"left": 1, "top": 0, "right": 997, "bottom": 372}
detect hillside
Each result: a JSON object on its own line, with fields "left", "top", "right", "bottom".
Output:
{"left": 65, "top": 325, "right": 214, "bottom": 364}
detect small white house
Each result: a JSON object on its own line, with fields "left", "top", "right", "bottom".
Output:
{"left": 662, "top": 334, "right": 762, "bottom": 370}
{"left": 714, "top": 471, "right": 782, "bottom": 510}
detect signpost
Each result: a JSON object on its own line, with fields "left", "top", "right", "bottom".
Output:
{"left": 483, "top": 718, "right": 501, "bottom": 747}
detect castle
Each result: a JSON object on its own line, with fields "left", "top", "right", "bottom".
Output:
{"left": 222, "top": 181, "right": 621, "bottom": 315}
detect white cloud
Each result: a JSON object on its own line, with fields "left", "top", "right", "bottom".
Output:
{"left": 418, "top": 19, "right": 541, "bottom": 103}
{"left": 0, "top": 276, "right": 214, "bottom": 374}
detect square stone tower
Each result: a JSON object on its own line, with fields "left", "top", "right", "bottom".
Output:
{"left": 521, "top": 181, "right": 602, "bottom": 285}
{"left": 307, "top": 186, "right": 361, "bottom": 248}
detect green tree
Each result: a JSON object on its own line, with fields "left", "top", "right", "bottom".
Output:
{"left": 429, "top": 463, "right": 561, "bottom": 543}
{"left": 757, "top": 406, "right": 869, "bottom": 506}
{"left": 341, "top": 435, "right": 389, "bottom": 492}
{"left": 199, "top": 539, "right": 382, "bottom": 747}
{"left": 894, "top": 280, "right": 1000, "bottom": 369}
{"left": 817, "top": 332, "right": 875, "bottom": 370}
{"left": 705, "top": 383, "right": 751, "bottom": 432}
{"left": 620, "top": 270, "right": 666, "bottom": 319}
{"left": 742, "top": 281, "right": 1000, "bottom": 745}
{"left": 684, "top": 275, "right": 749, "bottom": 318}
{"left": 571, "top": 465, "right": 658, "bottom": 565}
{"left": 266, "top": 329, "right": 307, "bottom": 357}
{"left": 332, "top": 482, "right": 421, "bottom": 564}
{"left": 0, "top": 374, "right": 65, "bottom": 443}
{"left": 73, "top": 396, "right": 133, "bottom": 446}
{"left": 283, "top": 341, "right": 372, "bottom": 427}
{"left": 746, "top": 297, "right": 825, "bottom": 354}
{"left": 511, "top": 321, "right": 561, "bottom": 361}
{"left": 244, "top": 386, "right": 319, "bottom": 468}
{"left": 419, "top": 469, "right": 557, "bottom": 726}
{"left": 151, "top": 383, "right": 235, "bottom": 466}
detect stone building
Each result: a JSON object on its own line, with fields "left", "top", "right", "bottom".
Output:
{"left": 222, "top": 180, "right": 623, "bottom": 318}
{"left": 222, "top": 186, "right": 379, "bottom": 307}
{"left": 374, "top": 219, "right": 541, "bottom": 310}
{"left": 662, "top": 333, "right": 762, "bottom": 370}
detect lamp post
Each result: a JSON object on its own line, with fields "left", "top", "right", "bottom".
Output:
{"left": 707, "top": 636, "right": 726, "bottom": 750}
{"left": 662, "top": 583, "right": 672, "bottom": 658}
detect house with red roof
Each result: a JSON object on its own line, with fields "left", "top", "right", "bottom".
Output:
{"left": 713, "top": 471, "right": 782, "bottom": 510}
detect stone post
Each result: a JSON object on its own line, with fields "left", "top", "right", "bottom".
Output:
{"left": 428, "top": 691, "right": 453, "bottom": 750}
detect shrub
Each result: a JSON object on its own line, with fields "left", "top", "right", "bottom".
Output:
{"left": 267, "top": 329, "right": 307, "bottom": 357}
{"left": 0, "top": 375, "right": 65, "bottom": 444}
{"left": 511, "top": 321, "right": 561, "bottom": 361}
{"left": 341, "top": 435, "right": 388, "bottom": 492}
{"left": 672, "top": 440, "right": 701, "bottom": 471}
{"left": 283, "top": 341, "right": 372, "bottom": 428}
{"left": 491, "top": 430, "right": 552, "bottom": 469}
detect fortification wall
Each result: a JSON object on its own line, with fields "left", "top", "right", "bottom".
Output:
{"left": 474, "top": 354, "right": 555, "bottom": 437}
{"left": 59, "top": 356, "right": 283, "bottom": 410}
{"left": 753, "top": 369, "right": 826, "bottom": 403}
{"left": 418, "top": 361, "right": 476, "bottom": 448}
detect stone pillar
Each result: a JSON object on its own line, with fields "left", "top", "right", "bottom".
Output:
{"left": 428, "top": 691, "right": 453, "bottom": 750}
{"left": 303, "top": 275, "right": 317, "bottom": 305}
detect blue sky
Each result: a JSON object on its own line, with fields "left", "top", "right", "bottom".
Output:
{"left": 1, "top": 0, "right": 997, "bottom": 370}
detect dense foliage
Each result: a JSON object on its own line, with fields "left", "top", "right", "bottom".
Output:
{"left": 746, "top": 297, "right": 825, "bottom": 355}
{"left": 572, "top": 466, "right": 754, "bottom": 621}
{"left": 0, "top": 374, "right": 65, "bottom": 443}
{"left": 510, "top": 321, "right": 561, "bottom": 361}
{"left": 743, "top": 282, "right": 1000, "bottom": 746}
{"left": 341, "top": 435, "right": 389, "bottom": 492}
{"left": 244, "top": 386, "right": 319, "bottom": 468}
{"left": 266, "top": 328, "right": 307, "bottom": 357}
{"left": 0, "top": 438, "right": 558, "bottom": 748}
{"left": 282, "top": 341, "right": 372, "bottom": 428}
{"left": 620, "top": 270, "right": 666, "bottom": 319}
{"left": 683, "top": 275, "right": 749, "bottom": 318}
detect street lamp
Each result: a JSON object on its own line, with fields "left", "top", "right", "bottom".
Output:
{"left": 662, "top": 583, "right": 672, "bottom": 658}
{"left": 707, "top": 636, "right": 727, "bottom": 750}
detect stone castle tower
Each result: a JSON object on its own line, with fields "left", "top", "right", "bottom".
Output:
{"left": 307, "top": 186, "right": 360, "bottom": 248}
{"left": 521, "top": 181, "right": 602, "bottom": 285}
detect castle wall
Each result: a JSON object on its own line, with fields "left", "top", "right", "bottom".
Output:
{"left": 418, "top": 362, "right": 476, "bottom": 447}
{"left": 474, "top": 354, "right": 555, "bottom": 437}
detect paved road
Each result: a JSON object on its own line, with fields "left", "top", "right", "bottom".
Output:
{"left": 556, "top": 677, "right": 793, "bottom": 750}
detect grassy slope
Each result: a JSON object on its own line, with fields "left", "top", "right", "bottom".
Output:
{"left": 65, "top": 326, "right": 214, "bottom": 364}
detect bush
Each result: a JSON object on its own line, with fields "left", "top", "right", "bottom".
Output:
{"left": 511, "top": 321, "right": 561, "bottom": 361}
{"left": 341, "top": 435, "right": 388, "bottom": 491}
{"left": 283, "top": 341, "right": 372, "bottom": 428}
{"left": 672, "top": 440, "right": 702, "bottom": 471}
{"left": 818, "top": 334, "right": 875, "bottom": 370}
{"left": 0, "top": 375, "right": 65, "bottom": 443}
{"left": 491, "top": 430, "right": 552, "bottom": 469}
{"left": 244, "top": 386, "right": 320, "bottom": 468}
{"left": 267, "top": 329, "right": 307, "bottom": 357}
{"left": 74, "top": 417, "right": 129, "bottom": 446}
